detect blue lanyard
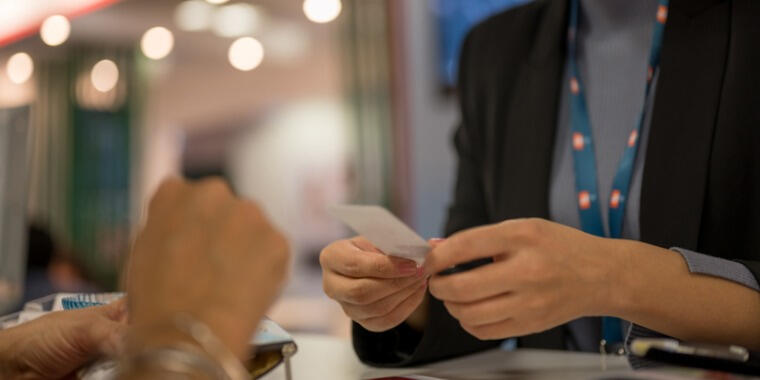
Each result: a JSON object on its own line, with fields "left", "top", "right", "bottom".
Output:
{"left": 567, "top": 0, "right": 669, "bottom": 345}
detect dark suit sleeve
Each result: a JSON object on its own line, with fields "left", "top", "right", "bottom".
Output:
{"left": 351, "top": 23, "right": 503, "bottom": 367}
{"left": 351, "top": 126, "right": 500, "bottom": 365}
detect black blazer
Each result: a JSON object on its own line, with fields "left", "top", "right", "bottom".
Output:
{"left": 353, "top": 0, "right": 760, "bottom": 366}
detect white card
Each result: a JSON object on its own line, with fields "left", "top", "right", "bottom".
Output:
{"left": 329, "top": 205, "right": 430, "bottom": 264}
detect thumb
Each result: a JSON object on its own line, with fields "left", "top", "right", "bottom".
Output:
{"left": 85, "top": 310, "right": 128, "bottom": 357}
{"left": 97, "top": 298, "right": 128, "bottom": 323}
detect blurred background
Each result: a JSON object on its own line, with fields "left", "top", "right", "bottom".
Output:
{"left": 0, "top": 0, "right": 527, "bottom": 338}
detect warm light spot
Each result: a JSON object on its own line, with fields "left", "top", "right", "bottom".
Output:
{"left": 40, "top": 15, "right": 71, "bottom": 46}
{"left": 141, "top": 26, "right": 174, "bottom": 60}
{"left": 6, "top": 53, "right": 33, "bottom": 84}
{"left": 91, "top": 59, "right": 119, "bottom": 92}
{"left": 228, "top": 37, "right": 264, "bottom": 71}
{"left": 303, "top": 0, "right": 342, "bottom": 24}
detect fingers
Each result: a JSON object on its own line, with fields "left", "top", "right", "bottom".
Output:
{"left": 320, "top": 239, "right": 420, "bottom": 279}
{"left": 424, "top": 223, "right": 507, "bottom": 275}
{"left": 443, "top": 293, "right": 518, "bottom": 327}
{"left": 351, "top": 236, "right": 385, "bottom": 254}
{"left": 340, "top": 278, "right": 426, "bottom": 320}
{"left": 460, "top": 318, "right": 521, "bottom": 341}
{"left": 97, "top": 298, "right": 129, "bottom": 323}
{"left": 428, "top": 260, "right": 518, "bottom": 303}
{"left": 76, "top": 306, "right": 128, "bottom": 357}
{"left": 323, "top": 270, "right": 423, "bottom": 305}
{"left": 94, "top": 320, "right": 128, "bottom": 357}
{"left": 424, "top": 219, "right": 545, "bottom": 275}
{"left": 357, "top": 282, "right": 428, "bottom": 332}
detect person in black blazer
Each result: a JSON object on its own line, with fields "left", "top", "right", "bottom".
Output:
{"left": 320, "top": 0, "right": 760, "bottom": 366}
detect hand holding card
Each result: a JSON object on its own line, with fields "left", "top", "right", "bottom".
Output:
{"left": 321, "top": 205, "right": 430, "bottom": 332}
{"left": 328, "top": 205, "right": 430, "bottom": 265}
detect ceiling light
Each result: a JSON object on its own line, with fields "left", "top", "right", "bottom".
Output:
{"left": 303, "top": 0, "right": 342, "bottom": 24}
{"left": 40, "top": 15, "right": 71, "bottom": 46}
{"left": 228, "top": 37, "right": 264, "bottom": 72}
{"left": 211, "top": 3, "right": 263, "bottom": 38}
{"left": 91, "top": 59, "right": 119, "bottom": 92}
{"left": 6, "top": 53, "right": 34, "bottom": 84}
{"left": 206, "top": 0, "right": 229, "bottom": 4}
{"left": 141, "top": 26, "right": 174, "bottom": 60}
{"left": 174, "top": 0, "right": 214, "bottom": 32}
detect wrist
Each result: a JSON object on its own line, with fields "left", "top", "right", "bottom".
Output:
{"left": 131, "top": 309, "right": 255, "bottom": 360}
{"left": 601, "top": 239, "right": 652, "bottom": 319}
{"left": 586, "top": 237, "right": 636, "bottom": 318}
{"left": 125, "top": 314, "right": 250, "bottom": 380}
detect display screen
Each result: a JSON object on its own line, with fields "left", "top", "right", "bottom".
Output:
{"left": 434, "top": 0, "right": 531, "bottom": 87}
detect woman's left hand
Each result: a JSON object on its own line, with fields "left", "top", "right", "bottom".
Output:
{"left": 425, "top": 218, "right": 623, "bottom": 340}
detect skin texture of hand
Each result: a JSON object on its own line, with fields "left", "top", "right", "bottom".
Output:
{"left": 320, "top": 236, "right": 428, "bottom": 332}
{"left": 425, "top": 218, "right": 760, "bottom": 350}
{"left": 125, "top": 177, "right": 290, "bottom": 359}
{"left": 0, "top": 299, "right": 127, "bottom": 379}
{"left": 426, "top": 218, "right": 616, "bottom": 340}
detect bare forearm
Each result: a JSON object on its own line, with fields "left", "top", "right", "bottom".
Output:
{"left": 608, "top": 239, "right": 760, "bottom": 349}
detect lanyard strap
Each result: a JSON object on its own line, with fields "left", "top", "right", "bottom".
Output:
{"left": 567, "top": 0, "right": 669, "bottom": 345}
{"left": 567, "top": 0, "right": 668, "bottom": 240}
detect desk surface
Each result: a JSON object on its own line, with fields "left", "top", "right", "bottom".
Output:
{"left": 261, "top": 334, "right": 710, "bottom": 380}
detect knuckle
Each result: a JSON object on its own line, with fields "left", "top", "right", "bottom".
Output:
{"left": 197, "top": 177, "right": 231, "bottom": 200}
{"left": 342, "top": 255, "right": 362, "bottom": 277}
{"left": 389, "top": 276, "right": 412, "bottom": 290}
{"left": 514, "top": 218, "right": 542, "bottom": 243}
{"left": 372, "top": 258, "right": 392, "bottom": 277}
{"left": 346, "top": 283, "right": 371, "bottom": 305}
{"left": 239, "top": 200, "right": 266, "bottom": 223}
{"left": 322, "top": 277, "right": 335, "bottom": 299}
{"left": 320, "top": 240, "right": 346, "bottom": 268}
{"left": 149, "top": 177, "right": 183, "bottom": 210}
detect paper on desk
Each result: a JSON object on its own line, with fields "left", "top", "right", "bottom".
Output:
{"left": 361, "top": 349, "right": 632, "bottom": 380}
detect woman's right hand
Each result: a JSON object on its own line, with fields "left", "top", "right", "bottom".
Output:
{"left": 320, "top": 237, "right": 428, "bottom": 332}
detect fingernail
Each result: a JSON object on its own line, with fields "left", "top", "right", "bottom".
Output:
{"left": 429, "top": 238, "right": 446, "bottom": 243}
{"left": 398, "top": 262, "right": 418, "bottom": 275}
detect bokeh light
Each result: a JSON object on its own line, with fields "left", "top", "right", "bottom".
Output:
{"left": 228, "top": 37, "right": 264, "bottom": 71}
{"left": 174, "top": 0, "right": 214, "bottom": 32}
{"left": 6, "top": 52, "right": 34, "bottom": 84}
{"left": 141, "top": 26, "right": 174, "bottom": 60}
{"left": 40, "top": 15, "right": 71, "bottom": 46}
{"left": 90, "top": 59, "right": 119, "bottom": 92}
{"left": 303, "top": 0, "right": 342, "bottom": 24}
{"left": 211, "top": 3, "right": 263, "bottom": 38}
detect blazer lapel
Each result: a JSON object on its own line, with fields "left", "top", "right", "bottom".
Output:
{"left": 495, "top": 0, "right": 567, "bottom": 221}
{"left": 640, "top": 0, "right": 730, "bottom": 250}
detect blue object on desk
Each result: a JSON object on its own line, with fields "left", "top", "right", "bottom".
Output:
{"left": 61, "top": 293, "right": 124, "bottom": 310}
